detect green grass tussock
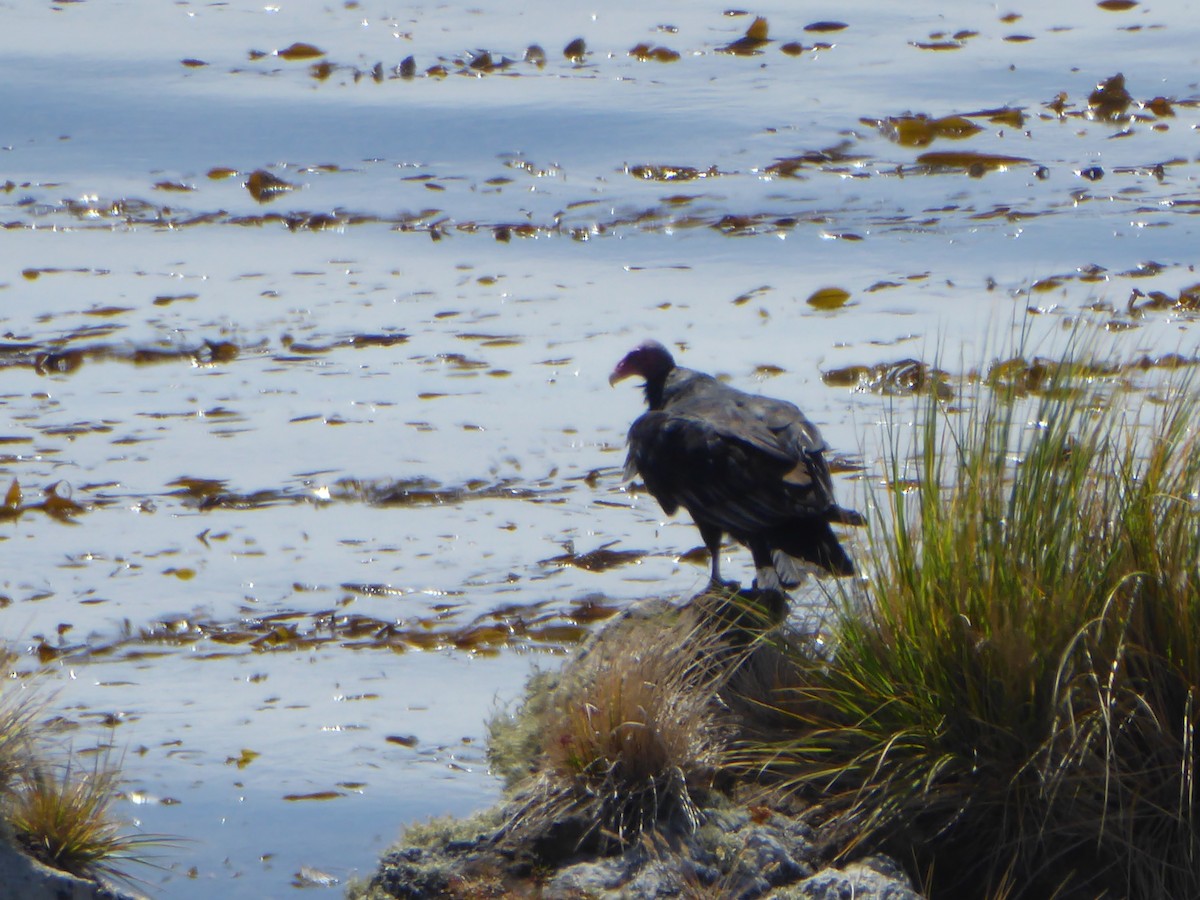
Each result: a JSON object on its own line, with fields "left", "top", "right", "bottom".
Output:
{"left": 744, "top": 355, "right": 1200, "bottom": 898}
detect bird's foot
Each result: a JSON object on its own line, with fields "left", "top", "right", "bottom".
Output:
{"left": 705, "top": 577, "right": 741, "bottom": 596}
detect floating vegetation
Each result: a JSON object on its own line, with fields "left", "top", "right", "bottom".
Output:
{"left": 804, "top": 21, "right": 848, "bottom": 33}
{"left": 626, "top": 164, "right": 719, "bottom": 182}
{"left": 806, "top": 286, "right": 851, "bottom": 310}
{"left": 27, "top": 596, "right": 616, "bottom": 665}
{"left": 910, "top": 32, "right": 974, "bottom": 51}
{"left": 762, "top": 143, "right": 866, "bottom": 177}
{"left": 823, "top": 359, "right": 950, "bottom": 396}
{"left": 4, "top": 93, "right": 1199, "bottom": 255}
{"left": 719, "top": 16, "right": 770, "bottom": 55}
{"left": 273, "top": 42, "right": 326, "bottom": 61}
{"left": 0, "top": 332, "right": 425, "bottom": 378}
{"left": 823, "top": 352, "right": 1200, "bottom": 400}
{"left": 1088, "top": 72, "right": 1134, "bottom": 120}
{"left": 914, "top": 151, "right": 1032, "bottom": 174}
{"left": 0, "top": 479, "right": 88, "bottom": 522}
{"left": 157, "top": 472, "right": 570, "bottom": 515}
{"left": 982, "top": 352, "right": 1200, "bottom": 394}
{"left": 226, "top": 748, "right": 260, "bottom": 769}
{"left": 277, "top": 332, "right": 408, "bottom": 356}
{"left": 870, "top": 114, "right": 983, "bottom": 147}
{"left": 244, "top": 169, "right": 297, "bottom": 203}
{"left": 1128, "top": 283, "right": 1200, "bottom": 314}
{"left": 538, "top": 541, "right": 646, "bottom": 573}
{"left": 337, "top": 475, "right": 552, "bottom": 508}
{"left": 562, "top": 37, "right": 587, "bottom": 63}
{"left": 629, "top": 43, "right": 680, "bottom": 63}
{"left": 731, "top": 284, "right": 772, "bottom": 306}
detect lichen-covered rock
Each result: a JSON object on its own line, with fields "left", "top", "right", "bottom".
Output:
{"left": 542, "top": 848, "right": 650, "bottom": 898}
{"left": 353, "top": 799, "right": 922, "bottom": 900}
{"left": 775, "top": 855, "right": 923, "bottom": 900}
{"left": 366, "top": 847, "right": 454, "bottom": 900}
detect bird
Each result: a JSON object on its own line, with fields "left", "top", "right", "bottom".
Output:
{"left": 610, "top": 339, "right": 861, "bottom": 593}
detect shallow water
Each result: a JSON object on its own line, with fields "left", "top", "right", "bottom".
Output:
{"left": 2, "top": 0, "right": 1199, "bottom": 895}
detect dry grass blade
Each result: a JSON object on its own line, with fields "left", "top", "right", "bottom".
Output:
{"left": 0, "top": 674, "right": 39, "bottom": 796}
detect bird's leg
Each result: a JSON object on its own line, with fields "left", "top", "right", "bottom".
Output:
{"left": 697, "top": 522, "right": 731, "bottom": 591}
{"left": 737, "top": 539, "right": 789, "bottom": 625}
{"left": 748, "top": 539, "right": 787, "bottom": 596}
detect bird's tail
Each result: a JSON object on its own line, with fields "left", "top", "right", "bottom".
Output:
{"left": 771, "top": 520, "right": 856, "bottom": 580}
{"left": 827, "top": 504, "right": 866, "bottom": 527}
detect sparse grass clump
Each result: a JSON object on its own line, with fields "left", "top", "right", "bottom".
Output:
{"left": 0, "top": 655, "right": 162, "bottom": 888}
{"left": 6, "top": 753, "right": 161, "bottom": 884}
{"left": 745, "top": 357, "right": 1200, "bottom": 898}
{"left": 0, "top": 669, "right": 39, "bottom": 796}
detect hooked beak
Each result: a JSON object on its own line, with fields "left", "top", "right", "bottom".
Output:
{"left": 609, "top": 362, "right": 634, "bottom": 387}
{"left": 604, "top": 360, "right": 633, "bottom": 388}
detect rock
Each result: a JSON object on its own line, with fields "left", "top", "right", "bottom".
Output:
{"left": 776, "top": 854, "right": 923, "bottom": 899}
{"left": 543, "top": 850, "right": 649, "bottom": 898}
{"left": 367, "top": 847, "right": 453, "bottom": 900}
{"left": 356, "top": 799, "right": 921, "bottom": 900}
{"left": 353, "top": 598, "right": 929, "bottom": 900}
{"left": 0, "top": 835, "right": 146, "bottom": 900}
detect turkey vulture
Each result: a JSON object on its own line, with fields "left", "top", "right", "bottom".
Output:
{"left": 611, "top": 340, "right": 861, "bottom": 592}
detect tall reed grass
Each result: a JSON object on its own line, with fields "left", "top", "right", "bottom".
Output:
{"left": 743, "top": 355, "right": 1200, "bottom": 898}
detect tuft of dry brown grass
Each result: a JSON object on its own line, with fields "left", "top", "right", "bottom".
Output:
{"left": 500, "top": 608, "right": 739, "bottom": 854}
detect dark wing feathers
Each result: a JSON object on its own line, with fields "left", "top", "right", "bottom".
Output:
{"left": 626, "top": 400, "right": 836, "bottom": 537}
{"left": 622, "top": 363, "right": 856, "bottom": 580}
{"left": 666, "top": 380, "right": 825, "bottom": 466}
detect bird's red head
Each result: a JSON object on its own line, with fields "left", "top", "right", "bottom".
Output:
{"left": 609, "top": 340, "right": 676, "bottom": 387}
